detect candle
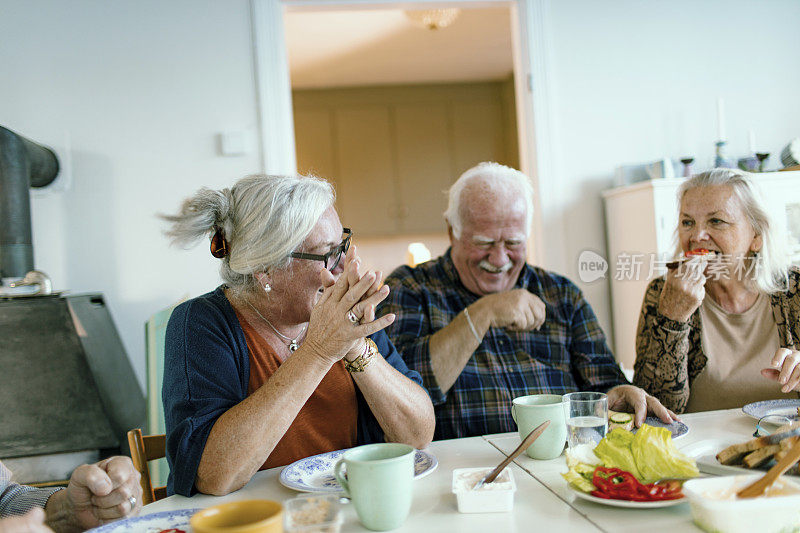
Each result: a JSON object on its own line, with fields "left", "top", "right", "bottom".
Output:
{"left": 717, "top": 98, "right": 726, "bottom": 141}
{"left": 749, "top": 130, "right": 756, "bottom": 153}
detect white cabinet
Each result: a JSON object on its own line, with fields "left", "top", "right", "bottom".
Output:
{"left": 603, "top": 171, "right": 800, "bottom": 371}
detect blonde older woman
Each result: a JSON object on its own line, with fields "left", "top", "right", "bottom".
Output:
{"left": 634, "top": 169, "right": 800, "bottom": 413}
{"left": 161, "top": 174, "right": 434, "bottom": 496}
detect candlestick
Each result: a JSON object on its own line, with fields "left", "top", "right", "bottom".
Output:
{"left": 680, "top": 157, "right": 695, "bottom": 177}
{"left": 749, "top": 130, "right": 756, "bottom": 154}
{"left": 717, "top": 98, "right": 726, "bottom": 141}
{"left": 756, "top": 153, "right": 770, "bottom": 172}
{"left": 715, "top": 141, "right": 732, "bottom": 168}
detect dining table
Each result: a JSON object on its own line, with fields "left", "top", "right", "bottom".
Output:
{"left": 141, "top": 408, "right": 766, "bottom": 532}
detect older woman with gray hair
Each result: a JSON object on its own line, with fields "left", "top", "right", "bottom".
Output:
{"left": 634, "top": 169, "right": 800, "bottom": 413}
{"left": 160, "top": 174, "right": 434, "bottom": 497}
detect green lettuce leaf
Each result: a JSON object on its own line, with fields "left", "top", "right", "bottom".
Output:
{"left": 593, "top": 428, "right": 642, "bottom": 479}
{"left": 630, "top": 424, "right": 699, "bottom": 484}
{"left": 561, "top": 462, "right": 597, "bottom": 492}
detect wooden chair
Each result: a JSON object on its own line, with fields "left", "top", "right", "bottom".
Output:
{"left": 127, "top": 428, "right": 167, "bottom": 505}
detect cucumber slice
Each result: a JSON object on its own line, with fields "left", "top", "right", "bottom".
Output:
{"left": 610, "top": 412, "right": 632, "bottom": 424}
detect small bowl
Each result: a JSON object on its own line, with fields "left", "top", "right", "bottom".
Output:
{"left": 283, "top": 494, "right": 343, "bottom": 532}
{"left": 683, "top": 475, "right": 800, "bottom": 533}
{"left": 190, "top": 500, "right": 283, "bottom": 533}
{"left": 452, "top": 467, "right": 516, "bottom": 513}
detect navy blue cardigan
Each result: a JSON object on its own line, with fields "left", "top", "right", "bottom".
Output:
{"left": 163, "top": 286, "right": 423, "bottom": 496}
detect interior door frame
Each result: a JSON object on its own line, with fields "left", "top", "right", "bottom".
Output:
{"left": 252, "top": 0, "right": 555, "bottom": 265}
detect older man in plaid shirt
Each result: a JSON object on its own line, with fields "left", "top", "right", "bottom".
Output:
{"left": 0, "top": 457, "right": 141, "bottom": 533}
{"left": 379, "top": 162, "right": 676, "bottom": 440}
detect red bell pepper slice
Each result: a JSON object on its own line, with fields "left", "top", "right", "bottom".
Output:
{"left": 589, "top": 466, "right": 684, "bottom": 502}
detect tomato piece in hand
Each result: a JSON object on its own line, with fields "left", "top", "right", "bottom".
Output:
{"left": 686, "top": 248, "right": 710, "bottom": 256}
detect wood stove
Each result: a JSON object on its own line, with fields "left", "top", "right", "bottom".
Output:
{"left": 0, "top": 126, "right": 145, "bottom": 483}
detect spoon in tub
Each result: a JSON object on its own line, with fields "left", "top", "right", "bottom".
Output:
{"left": 473, "top": 420, "right": 550, "bottom": 491}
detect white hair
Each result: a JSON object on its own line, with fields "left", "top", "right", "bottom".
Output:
{"left": 161, "top": 174, "right": 335, "bottom": 293}
{"left": 444, "top": 162, "right": 535, "bottom": 239}
{"left": 676, "top": 168, "right": 790, "bottom": 294}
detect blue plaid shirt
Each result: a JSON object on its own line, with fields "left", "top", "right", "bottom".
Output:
{"left": 379, "top": 249, "right": 628, "bottom": 440}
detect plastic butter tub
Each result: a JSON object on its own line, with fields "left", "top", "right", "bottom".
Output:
{"left": 283, "top": 494, "right": 343, "bottom": 533}
{"left": 683, "top": 475, "right": 800, "bottom": 533}
{"left": 452, "top": 467, "right": 516, "bottom": 513}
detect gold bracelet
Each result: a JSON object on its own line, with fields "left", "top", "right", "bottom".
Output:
{"left": 344, "top": 338, "right": 378, "bottom": 373}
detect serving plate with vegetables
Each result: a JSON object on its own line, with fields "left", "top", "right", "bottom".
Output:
{"left": 562, "top": 424, "right": 699, "bottom": 507}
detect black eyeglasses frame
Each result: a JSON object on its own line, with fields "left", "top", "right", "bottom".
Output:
{"left": 289, "top": 228, "right": 352, "bottom": 271}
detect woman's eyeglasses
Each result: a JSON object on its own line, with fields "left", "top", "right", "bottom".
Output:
{"left": 290, "top": 228, "right": 352, "bottom": 271}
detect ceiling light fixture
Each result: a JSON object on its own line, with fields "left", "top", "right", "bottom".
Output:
{"left": 405, "top": 8, "right": 461, "bottom": 30}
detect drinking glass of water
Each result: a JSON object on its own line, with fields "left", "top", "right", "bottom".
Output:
{"left": 564, "top": 392, "right": 608, "bottom": 449}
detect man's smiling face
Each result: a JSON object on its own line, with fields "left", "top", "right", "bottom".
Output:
{"left": 449, "top": 185, "right": 528, "bottom": 296}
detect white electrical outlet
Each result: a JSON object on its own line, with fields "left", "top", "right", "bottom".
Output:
{"left": 217, "top": 130, "right": 249, "bottom": 156}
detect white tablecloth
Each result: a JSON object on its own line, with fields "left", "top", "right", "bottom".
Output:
{"left": 143, "top": 408, "right": 759, "bottom": 532}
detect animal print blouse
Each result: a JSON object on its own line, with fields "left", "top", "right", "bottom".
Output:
{"left": 633, "top": 267, "right": 800, "bottom": 413}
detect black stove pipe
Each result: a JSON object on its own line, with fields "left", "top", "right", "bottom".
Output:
{"left": 0, "top": 126, "right": 59, "bottom": 279}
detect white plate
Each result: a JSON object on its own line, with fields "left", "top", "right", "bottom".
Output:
{"left": 680, "top": 438, "right": 800, "bottom": 479}
{"left": 87, "top": 508, "right": 201, "bottom": 533}
{"left": 279, "top": 448, "right": 437, "bottom": 492}
{"left": 742, "top": 399, "right": 800, "bottom": 422}
{"left": 569, "top": 486, "right": 686, "bottom": 508}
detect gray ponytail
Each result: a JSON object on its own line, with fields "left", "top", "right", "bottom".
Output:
{"left": 161, "top": 174, "right": 335, "bottom": 292}
{"left": 161, "top": 187, "right": 233, "bottom": 247}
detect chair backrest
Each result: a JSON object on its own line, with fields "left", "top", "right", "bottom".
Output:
{"left": 127, "top": 428, "right": 167, "bottom": 505}
{"left": 144, "top": 299, "right": 184, "bottom": 488}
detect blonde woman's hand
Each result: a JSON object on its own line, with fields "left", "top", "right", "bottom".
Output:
{"left": 658, "top": 256, "right": 709, "bottom": 322}
{"left": 761, "top": 347, "right": 800, "bottom": 393}
{"left": 306, "top": 250, "right": 395, "bottom": 365}
{"left": 607, "top": 385, "right": 679, "bottom": 427}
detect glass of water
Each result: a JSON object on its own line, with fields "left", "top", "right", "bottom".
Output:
{"left": 564, "top": 391, "right": 608, "bottom": 449}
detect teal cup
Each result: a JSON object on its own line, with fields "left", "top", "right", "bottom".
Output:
{"left": 511, "top": 394, "right": 568, "bottom": 459}
{"left": 333, "top": 443, "right": 414, "bottom": 531}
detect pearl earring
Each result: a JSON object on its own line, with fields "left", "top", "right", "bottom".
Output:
{"left": 263, "top": 283, "right": 272, "bottom": 293}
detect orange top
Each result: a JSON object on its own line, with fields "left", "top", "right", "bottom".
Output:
{"left": 236, "top": 311, "right": 359, "bottom": 469}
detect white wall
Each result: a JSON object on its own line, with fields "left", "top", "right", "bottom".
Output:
{"left": 541, "top": 0, "right": 800, "bottom": 344}
{"left": 0, "top": 0, "right": 261, "bottom": 389}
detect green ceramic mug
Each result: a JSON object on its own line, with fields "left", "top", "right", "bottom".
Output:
{"left": 333, "top": 443, "right": 415, "bottom": 531}
{"left": 511, "top": 394, "right": 568, "bottom": 459}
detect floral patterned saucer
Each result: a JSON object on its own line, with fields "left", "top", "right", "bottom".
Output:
{"left": 632, "top": 417, "right": 689, "bottom": 439}
{"left": 87, "top": 508, "right": 201, "bottom": 533}
{"left": 279, "top": 448, "right": 437, "bottom": 492}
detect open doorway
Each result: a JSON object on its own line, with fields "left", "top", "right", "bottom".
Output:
{"left": 283, "top": 6, "right": 518, "bottom": 274}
